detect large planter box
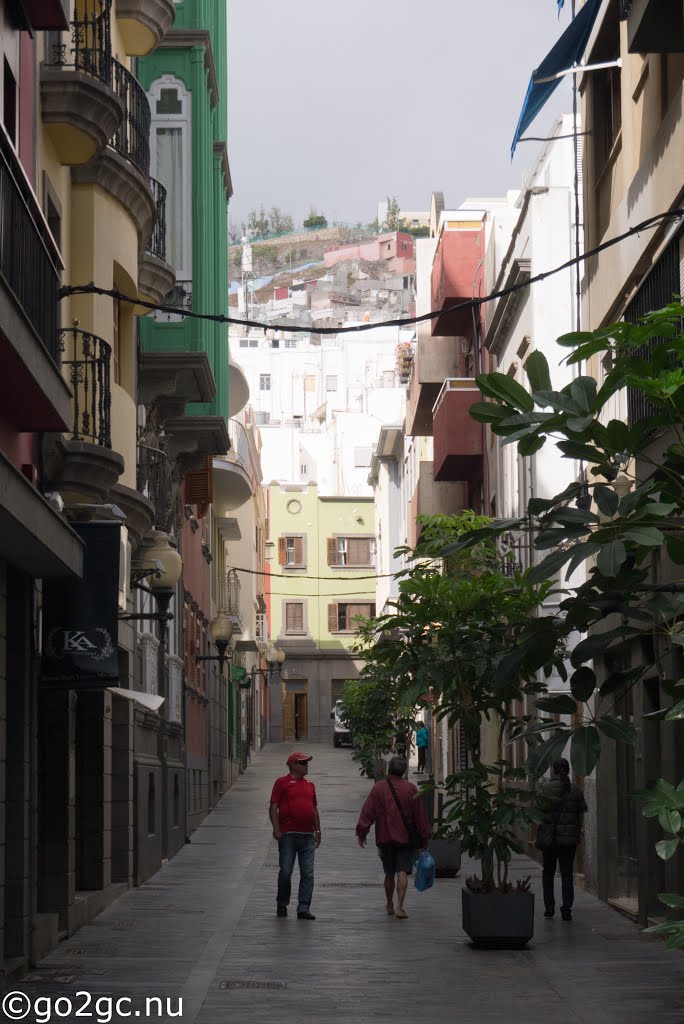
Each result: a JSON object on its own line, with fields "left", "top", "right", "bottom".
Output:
{"left": 461, "top": 889, "right": 535, "bottom": 949}
{"left": 428, "top": 837, "right": 461, "bottom": 877}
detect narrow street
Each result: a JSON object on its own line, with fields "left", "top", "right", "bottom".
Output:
{"left": 16, "top": 744, "right": 684, "bottom": 1024}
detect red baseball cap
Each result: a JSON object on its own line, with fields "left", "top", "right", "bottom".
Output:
{"left": 287, "top": 752, "right": 313, "bottom": 765}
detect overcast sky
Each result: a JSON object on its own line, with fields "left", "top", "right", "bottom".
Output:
{"left": 227, "top": 1, "right": 574, "bottom": 229}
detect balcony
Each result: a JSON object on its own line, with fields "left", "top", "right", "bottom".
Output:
{"left": 117, "top": 0, "right": 176, "bottom": 56}
{"left": 406, "top": 336, "right": 466, "bottom": 436}
{"left": 138, "top": 177, "right": 175, "bottom": 306}
{"left": 41, "top": 1, "right": 124, "bottom": 165}
{"left": 0, "top": 128, "right": 72, "bottom": 432}
{"left": 220, "top": 569, "right": 242, "bottom": 636}
{"left": 109, "top": 442, "right": 170, "bottom": 554}
{"left": 408, "top": 462, "right": 467, "bottom": 550}
{"left": 71, "top": 59, "right": 155, "bottom": 246}
{"left": 430, "top": 219, "right": 485, "bottom": 336}
{"left": 43, "top": 328, "right": 124, "bottom": 503}
{"left": 432, "top": 379, "right": 483, "bottom": 482}
{"left": 621, "top": 0, "right": 684, "bottom": 52}
{"left": 212, "top": 420, "right": 255, "bottom": 513}
{"left": 255, "top": 612, "right": 268, "bottom": 652}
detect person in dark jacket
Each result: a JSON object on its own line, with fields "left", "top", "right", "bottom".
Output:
{"left": 538, "top": 757, "right": 588, "bottom": 921}
{"left": 356, "top": 756, "right": 432, "bottom": 919}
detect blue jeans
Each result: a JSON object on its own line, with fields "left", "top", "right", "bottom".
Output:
{"left": 277, "top": 833, "right": 315, "bottom": 912}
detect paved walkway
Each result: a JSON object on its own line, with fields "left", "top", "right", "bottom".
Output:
{"left": 18, "top": 743, "right": 684, "bottom": 1023}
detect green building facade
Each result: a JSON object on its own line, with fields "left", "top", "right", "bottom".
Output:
{"left": 137, "top": 0, "right": 231, "bottom": 426}
{"left": 268, "top": 484, "right": 376, "bottom": 743}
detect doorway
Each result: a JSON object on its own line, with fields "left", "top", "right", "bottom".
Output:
{"left": 282, "top": 680, "right": 307, "bottom": 741}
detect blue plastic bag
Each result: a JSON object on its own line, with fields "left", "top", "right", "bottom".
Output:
{"left": 414, "top": 849, "right": 435, "bottom": 892}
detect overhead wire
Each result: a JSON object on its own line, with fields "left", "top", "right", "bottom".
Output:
{"left": 58, "top": 209, "right": 684, "bottom": 336}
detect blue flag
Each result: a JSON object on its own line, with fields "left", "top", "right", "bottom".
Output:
{"left": 558, "top": 0, "right": 564, "bottom": 12}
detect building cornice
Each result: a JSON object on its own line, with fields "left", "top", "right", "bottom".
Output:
{"left": 213, "top": 141, "right": 233, "bottom": 199}
{"left": 160, "top": 28, "right": 219, "bottom": 106}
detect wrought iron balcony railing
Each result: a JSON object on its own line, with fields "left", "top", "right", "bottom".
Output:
{"left": 46, "top": 0, "right": 113, "bottom": 85}
{"left": 112, "top": 59, "right": 150, "bottom": 178}
{"left": 220, "top": 569, "right": 242, "bottom": 618}
{"left": 255, "top": 612, "right": 267, "bottom": 649}
{"left": 228, "top": 418, "right": 257, "bottom": 489}
{"left": 146, "top": 177, "right": 167, "bottom": 262}
{"left": 137, "top": 442, "right": 173, "bottom": 530}
{"left": 59, "top": 327, "right": 112, "bottom": 447}
{"left": 0, "top": 127, "right": 60, "bottom": 363}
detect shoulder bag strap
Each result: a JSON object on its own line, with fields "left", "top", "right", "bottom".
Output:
{"left": 386, "top": 776, "right": 414, "bottom": 834}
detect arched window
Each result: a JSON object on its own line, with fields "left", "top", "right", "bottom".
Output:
{"left": 147, "top": 75, "right": 191, "bottom": 283}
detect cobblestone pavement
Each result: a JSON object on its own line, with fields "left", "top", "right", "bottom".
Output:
{"left": 16, "top": 743, "right": 684, "bottom": 1024}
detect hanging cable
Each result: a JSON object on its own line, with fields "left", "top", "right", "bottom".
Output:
{"left": 58, "top": 209, "right": 684, "bottom": 336}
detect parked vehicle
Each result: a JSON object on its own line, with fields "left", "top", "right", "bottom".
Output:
{"left": 330, "top": 701, "right": 352, "bottom": 747}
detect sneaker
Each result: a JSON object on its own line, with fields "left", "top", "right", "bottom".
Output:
{"left": 561, "top": 908, "right": 572, "bottom": 922}
{"left": 297, "top": 910, "right": 316, "bottom": 920}
{"left": 276, "top": 905, "right": 287, "bottom": 918}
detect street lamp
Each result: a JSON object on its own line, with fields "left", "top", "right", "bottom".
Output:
{"left": 196, "top": 612, "right": 234, "bottom": 673}
{"left": 243, "top": 644, "right": 286, "bottom": 685}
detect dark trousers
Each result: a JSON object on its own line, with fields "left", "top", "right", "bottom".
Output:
{"left": 542, "top": 844, "right": 577, "bottom": 911}
{"left": 417, "top": 746, "right": 427, "bottom": 771}
{"left": 277, "top": 833, "right": 315, "bottom": 912}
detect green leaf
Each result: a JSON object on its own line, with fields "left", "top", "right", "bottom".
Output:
{"left": 566, "top": 415, "right": 596, "bottom": 433}
{"left": 570, "top": 667, "right": 596, "bottom": 702}
{"left": 565, "top": 541, "right": 601, "bottom": 580}
{"left": 643, "top": 502, "right": 678, "bottom": 516}
{"left": 535, "top": 694, "right": 578, "bottom": 715}
{"left": 594, "top": 485, "right": 619, "bottom": 517}
{"left": 570, "top": 725, "right": 601, "bottom": 777}
{"left": 664, "top": 700, "right": 684, "bottom": 721}
{"left": 595, "top": 715, "right": 638, "bottom": 745}
{"left": 528, "top": 497, "right": 554, "bottom": 515}
{"left": 605, "top": 419, "right": 631, "bottom": 450}
{"left": 549, "top": 507, "right": 599, "bottom": 526}
{"left": 557, "top": 440, "right": 604, "bottom": 462}
{"left": 555, "top": 330, "right": 597, "bottom": 348}
{"left": 623, "top": 526, "right": 664, "bottom": 547}
{"left": 665, "top": 535, "right": 684, "bottom": 565}
{"left": 658, "top": 809, "right": 682, "bottom": 835}
{"left": 599, "top": 666, "right": 644, "bottom": 697}
{"left": 532, "top": 390, "right": 579, "bottom": 414}
{"left": 518, "top": 433, "right": 546, "bottom": 457}
{"left": 597, "top": 540, "right": 627, "bottom": 577}
{"left": 656, "top": 838, "right": 680, "bottom": 861}
{"left": 565, "top": 338, "right": 614, "bottom": 365}
{"left": 657, "top": 893, "right": 684, "bottom": 910}
{"left": 468, "top": 401, "right": 510, "bottom": 424}
{"left": 527, "top": 547, "right": 574, "bottom": 585}
{"left": 526, "top": 732, "right": 568, "bottom": 778}
{"left": 570, "top": 376, "right": 598, "bottom": 412}
{"left": 524, "top": 351, "right": 551, "bottom": 392}
{"left": 476, "top": 372, "right": 534, "bottom": 413}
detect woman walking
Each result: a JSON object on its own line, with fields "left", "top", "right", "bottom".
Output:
{"left": 538, "top": 758, "right": 587, "bottom": 921}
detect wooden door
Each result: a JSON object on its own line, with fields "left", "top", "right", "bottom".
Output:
{"left": 295, "top": 692, "right": 307, "bottom": 741}
{"left": 282, "top": 693, "right": 296, "bottom": 741}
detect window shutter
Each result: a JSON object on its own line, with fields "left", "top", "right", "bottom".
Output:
{"left": 328, "top": 603, "right": 338, "bottom": 631}
{"left": 278, "top": 537, "right": 287, "bottom": 564}
{"left": 185, "top": 456, "right": 213, "bottom": 517}
{"left": 294, "top": 537, "right": 304, "bottom": 564}
{"left": 327, "top": 538, "right": 337, "bottom": 565}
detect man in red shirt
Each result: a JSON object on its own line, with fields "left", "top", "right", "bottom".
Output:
{"left": 356, "top": 755, "right": 431, "bottom": 919}
{"left": 269, "top": 752, "right": 321, "bottom": 920}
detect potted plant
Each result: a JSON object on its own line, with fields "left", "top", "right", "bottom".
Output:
{"left": 346, "top": 512, "right": 559, "bottom": 945}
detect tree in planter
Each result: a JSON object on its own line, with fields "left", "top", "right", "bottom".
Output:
{"left": 347, "top": 512, "right": 562, "bottom": 893}
{"left": 339, "top": 672, "right": 414, "bottom": 780}
{"left": 449, "top": 301, "right": 684, "bottom": 923}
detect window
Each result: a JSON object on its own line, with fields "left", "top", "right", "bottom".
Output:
{"left": 43, "top": 174, "right": 62, "bottom": 252}
{"left": 353, "top": 447, "right": 373, "bottom": 467}
{"left": 327, "top": 537, "right": 376, "bottom": 567}
{"left": 326, "top": 375, "right": 337, "bottom": 392}
{"left": 593, "top": 63, "right": 621, "bottom": 175}
{"left": 328, "top": 602, "right": 375, "bottom": 632}
{"left": 383, "top": 370, "right": 395, "bottom": 388}
{"left": 278, "top": 535, "right": 305, "bottom": 567}
{"left": 304, "top": 375, "right": 317, "bottom": 392}
{"left": 259, "top": 374, "right": 271, "bottom": 391}
{"left": 285, "top": 601, "right": 305, "bottom": 633}
{"left": 239, "top": 339, "right": 248, "bottom": 347}
{"left": 112, "top": 298, "right": 121, "bottom": 384}
{"left": 148, "top": 76, "right": 191, "bottom": 280}
{"left": 3, "top": 58, "right": 16, "bottom": 145}
{"left": 300, "top": 463, "right": 308, "bottom": 476}
{"left": 285, "top": 338, "right": 298, "bottom": 349}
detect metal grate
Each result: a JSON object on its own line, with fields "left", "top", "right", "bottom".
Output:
{"left": 624, "top": 236, "right": 681, "bottom": 429}
{"left": 220, "top": 981, "right": 287, "bottom": 991}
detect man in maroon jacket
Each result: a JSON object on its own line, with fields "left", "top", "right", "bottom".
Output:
{"left": 356, "top": 756, "right": 431, "bottom": 919}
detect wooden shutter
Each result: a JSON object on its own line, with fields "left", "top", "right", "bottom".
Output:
{"left": 286, "top": 602, "right": 304, "bottom": 632}
{"left": 185, "top": 456, "right": 213, "bottom": 510}
{"left": 294, "top": 537, "right": 304, "bottom": 565}
{"left": 278, "top": 537, "right": 287, "bottom": 564}
{"left": 327, "top": 538, "right": 337, "bottom": 565}
{"left": 328, "top": 603, "right": 338, "bottom": 631}
{"left": 347, "top": 538, "right": 370, "bottom": 565}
